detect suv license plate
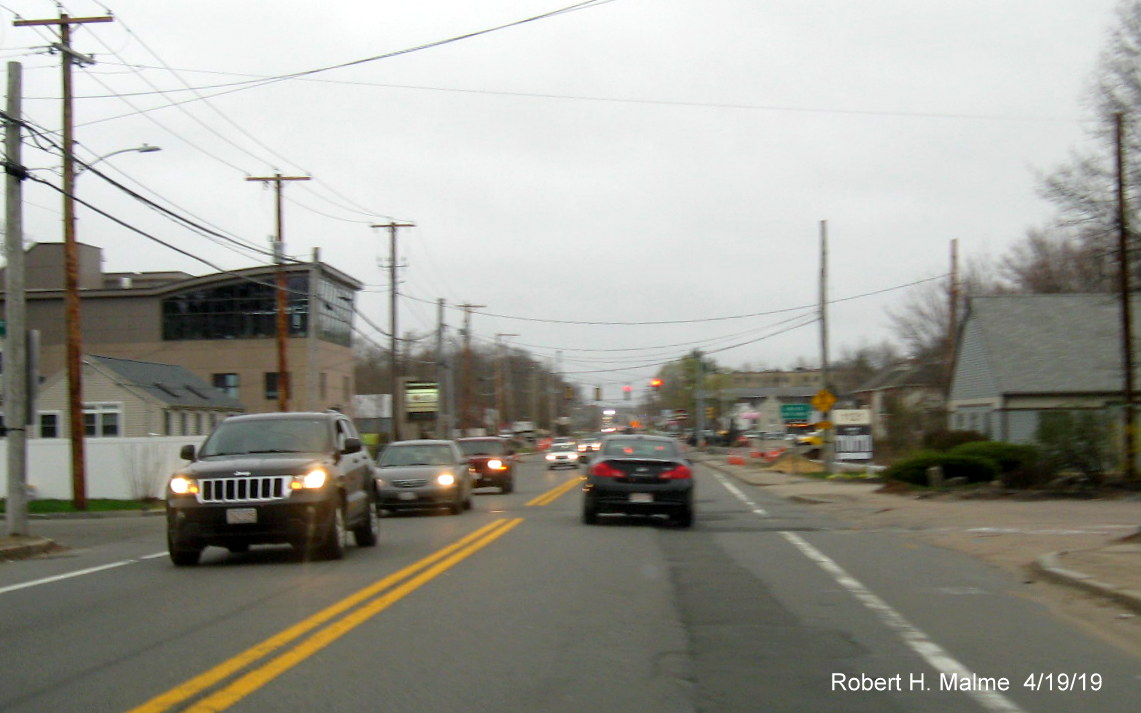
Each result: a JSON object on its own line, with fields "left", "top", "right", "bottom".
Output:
{"left": 629, "top": 493, "right": 653, "bottom": 503}
{"left": 226, "top": 508, "right": 257, "bottom": 524}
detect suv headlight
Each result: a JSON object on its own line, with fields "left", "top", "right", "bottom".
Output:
{"left": 292, "top": 468, "right": 328, "bottom": 490}
{"left": 169, "top": 475, "right": 198, "bottom": 495}
{"left": 436, "top": 472, "right": 456, "bottom": 486}
{"left": 487, "top": 458, "right": 504, "bottom": 470}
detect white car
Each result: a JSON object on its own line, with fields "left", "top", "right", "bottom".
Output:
{"left": 545, "top": 443, "right": 579, "bottom": 469}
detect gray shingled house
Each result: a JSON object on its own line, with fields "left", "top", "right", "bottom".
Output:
{"left": 34, "top": 355, "right": 246, "bottom": 439}
{"left": 947, "top": 294, "right": 1130, "bottom": 443}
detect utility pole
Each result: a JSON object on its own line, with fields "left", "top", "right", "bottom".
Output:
{"left": 5, "top": 61, "right": 29, "bottom": 536}
{"left": 946, "top": 238, "right": 960, "bottom": 391}
{"left": 436, "top": 298, "right": 447, "bottom": 437}
{"left": 1115, "top": 113, "right": 1136, "bottom": 481}
{"left": 496, "top": 333, "right": 519, "bottom": 433}
{"left": 15, "top": 12, "right": 113, "bottom": 510}
{"left": 307, "top": 248, "right": 321, "bottom": 410}
{"left": 457, "top": 303, "right": 484, "bottom": 433}
{"left": 246, "top": 173, "right": 310, "bottom": 412}
{"left": 820, "top": 219, "right": 834, "bottom": 474}
{"left": 373, "top": 222, "right": 414, "bottom": 443}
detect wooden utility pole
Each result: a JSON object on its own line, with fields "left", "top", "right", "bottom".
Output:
{"left": 5, "top": 61, "right": 29, "bottom": 535}
{"left": 15, "top": 13, "right": 113, "bottom": 510}
{"left": 372, "top": 222, "right": 414, "bottom": 442}
{"left": 247, "top": 173, "right": 310, "bottom": 412}
{"left": 457, "top": 303, "right": 485, "bottom": 433}
{"left": 819, "top": 219, "right": 834, "bottom": 474}
{"left": 947, "top": 239, "right": 960, "bottom": 377}
{"left": 1115, "top": 113, "right": 1136, "bottom": 481}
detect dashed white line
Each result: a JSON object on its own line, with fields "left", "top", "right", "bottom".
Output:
{"left": 0, "top": 552, "right": 167, "bottom": 595}
{"left": 707, "top": 468, "right": 1026, "bottom": 713}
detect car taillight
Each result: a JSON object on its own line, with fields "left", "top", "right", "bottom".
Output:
{"left": 591, "top": 461, "right": 624, "bottom": 478}
{"left": 660, "top": 464, "right": 693, "bottom": 479}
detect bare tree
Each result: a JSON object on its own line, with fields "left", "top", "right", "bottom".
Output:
{"left": 998, "top": 225, "right": 1111, "bottom": 292}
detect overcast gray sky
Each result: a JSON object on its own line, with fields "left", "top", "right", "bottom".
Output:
{"left": 1, "top": 0, "right": 1125, "bottom": 400}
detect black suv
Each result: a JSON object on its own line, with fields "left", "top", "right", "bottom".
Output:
{"left": 165, "top": 411, "right": 379, "bottom": 565}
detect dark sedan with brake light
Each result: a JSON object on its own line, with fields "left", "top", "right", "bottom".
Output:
{"left": 581, "top": 434, "right": 694, "bottom": 527}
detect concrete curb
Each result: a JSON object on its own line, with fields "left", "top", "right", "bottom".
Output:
{"left": 1031, "top": 553, "right": 1141, "bottom": 616}
{"left": 0, "top": 537, "right": 57, "bottom": 561}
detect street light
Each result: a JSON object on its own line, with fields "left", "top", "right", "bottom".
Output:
{"left": 63, "top": 141, "right": 161, "bottom": 509}
{"left": 77, "top": 143, "right": 162, "bottom": 174}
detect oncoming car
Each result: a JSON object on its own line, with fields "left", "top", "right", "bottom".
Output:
{"left": 545, "top": 442, "right": 579, "bottom": 469}
{"left": 164, "top": 411, "right": 379, "bottom": 566}
{"left": 457, "top": 436, "right": 516, "bottom": 493}
{"left": 581, "top": 434, "right": 694, "bottom": 527}
{"left": 375, "top": 440, "right": 473, "bottom": 515}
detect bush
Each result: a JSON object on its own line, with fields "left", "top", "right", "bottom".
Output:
{"left": 922, "top": 429, "right": 988, "bottom": 452}
{"left": 883, "top": 451, "right": 1000, "bottom": 487}
{"left": 948, "top": 441, "right": 1044, "bottom": 488}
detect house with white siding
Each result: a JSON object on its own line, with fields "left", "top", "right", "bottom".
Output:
{"left": 947, "top": 294, "right": 1130, "bottom": 443}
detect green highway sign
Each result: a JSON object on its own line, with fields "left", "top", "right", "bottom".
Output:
{"left": 780, "top": 403, "right": 811, "bottom": 421}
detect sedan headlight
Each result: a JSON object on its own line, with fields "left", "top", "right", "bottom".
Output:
{"left": 169, "top": 475, "right": 198, "bottom": 495}
{"left": 292, "top": 468, "right": 328, "bottom": 490}
{"left": 436, "top": 472, "right": 456, "bottom": 486}
{"left": 487, "top": 458, "right": 504, "bottom": 470}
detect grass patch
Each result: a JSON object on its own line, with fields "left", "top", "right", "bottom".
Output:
{"left": 0, "top": 499, "right": 158, "bottom": 515}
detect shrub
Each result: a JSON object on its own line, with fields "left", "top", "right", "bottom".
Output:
{"left": 883, "top": 451, "right": 1000, "bottom": 486}
{"left": 948, "top": 441, "right": 1044, "bottom": 488}
{"left": 922, "top": 429, "right": 988, "bottom": 452}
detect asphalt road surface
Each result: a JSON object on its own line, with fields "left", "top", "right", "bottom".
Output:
{"left": 1, "top": 456, "right": 1139, "bottom": 713}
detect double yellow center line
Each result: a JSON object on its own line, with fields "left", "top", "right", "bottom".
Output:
{"left": 127, "top": 518, "right": 522, "bottom": 713}
{"left": 526, "top": 475, "right": 584, "bottom": 507}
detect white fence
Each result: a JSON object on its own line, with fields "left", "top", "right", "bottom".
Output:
{"left": 0, "top": 436, "right": 204, "bottom": 501}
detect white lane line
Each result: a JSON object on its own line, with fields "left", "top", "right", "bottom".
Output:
{"left": 709, "top": 469, "right": 1026, "bottom": 713}
{"left": 0, "top": 552, "right": 167, "bottom": 595}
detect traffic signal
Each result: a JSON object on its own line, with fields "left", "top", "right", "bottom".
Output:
{"left": 623, "top": 385, "right": 632, "bottom": 400}
{"left": 650, "top": 377, "right": 662, "bottom": 390}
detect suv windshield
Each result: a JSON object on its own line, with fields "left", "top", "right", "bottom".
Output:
{"left": 458, "top": 440, "right": 506, "bottom": 456}
{"left": 199, "top": 418, "right": 331, "bottom": 456}
{"left": 378, "top": 444, "right": 456, "bottom": 467}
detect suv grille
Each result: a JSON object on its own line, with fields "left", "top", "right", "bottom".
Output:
{"left": 199, "top": 476, "right": 292, "bottom": 503}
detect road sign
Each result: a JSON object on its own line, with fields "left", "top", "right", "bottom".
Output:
{"left": 780, "top": 403, "right": 811, "bottom": 421}
{"left": 811, "top": 389, "right": 836, "bottom": 413}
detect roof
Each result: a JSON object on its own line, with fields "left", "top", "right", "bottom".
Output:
{"left": 87, "top": 355, "right": 245, "bottom": 410}
{"left": 960, "top": 293, "right": 1127, "bottom": 395}
{"left": 853, "top": 361, "right": 944, "bottom": 393}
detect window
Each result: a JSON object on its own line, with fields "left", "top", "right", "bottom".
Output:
{"left": 319, "top": 372, "right": 327, "bottom": 400}
{"left": 212, "top": 373, "right": 239, "bottom": 399}
{"left": 84, "top": 403, "right": 121, "bottom": 437}
{"left": 39, "top": 412, "right": 60, "bottom": 438}
{"left": 161, "top": 275, "right": 309, "bottom": 342}
{"left": 265, "top": 372, "right": 281, "bottom": 401}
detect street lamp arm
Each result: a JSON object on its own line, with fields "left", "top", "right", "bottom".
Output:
{"left": 77, "top": 144, "right": 161, "bottom": 174}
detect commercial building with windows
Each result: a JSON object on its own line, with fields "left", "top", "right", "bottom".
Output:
{"left": 0, "top": 243, "right": 363, "bottom": 434}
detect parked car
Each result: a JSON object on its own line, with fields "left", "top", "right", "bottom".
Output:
{"left": 581, "top": 434, "right": 694, "bottom": 527}
{"left": 375, "top": 439, "right": 473, "bottom": 515}
{"left": 165, "top": 411, "right": 379, "bottom": 566}
{"left": 545, "top": 442, "right": 579, "bottom": 469}
{"left": 457, "top": 436, "right": 516, "bottom": 493}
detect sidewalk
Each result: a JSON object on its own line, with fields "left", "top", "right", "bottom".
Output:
{"left": 700, "top": 454, "right": 1141, "bottom": 615}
